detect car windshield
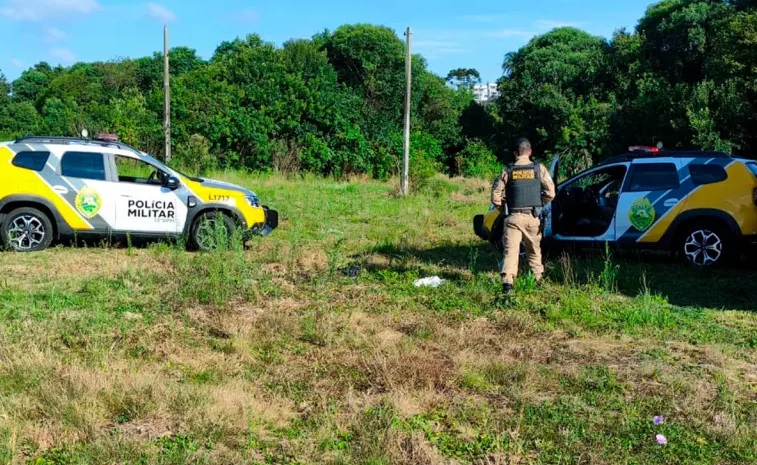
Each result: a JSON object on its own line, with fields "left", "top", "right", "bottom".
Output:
{"left": 141, "top": 152, "right": 204, "bottom": 182}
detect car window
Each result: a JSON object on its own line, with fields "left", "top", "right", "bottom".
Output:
{"left": 12, "top": 151, "right": 50, "bottom": 172}
{"left": 61, "top": 152, "right": 106, "bottom": 181}
{"left": 747, "top": 163, "right": 757, "bottom": 178}
{"left": 115, "top": 156, "right": 164, "bottom": 185}
{"left": 562, "top": 166, "right": 627, "bottom": 191}
{"left": 575, "top": 172, "right": 612, "bottom": 189}
{"left": 689, "top": 164, "right": 727, "bottom": 185}
{"left": 626, "top": 163, "right": 679, "bottom": 191}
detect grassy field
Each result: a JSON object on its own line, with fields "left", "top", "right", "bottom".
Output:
{"left": 1, "top": 173, "right": 756, "bottom": 465}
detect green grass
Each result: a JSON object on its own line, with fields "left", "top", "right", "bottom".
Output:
{"left": 1, "top": 173, "right": 756, "bottom": 465}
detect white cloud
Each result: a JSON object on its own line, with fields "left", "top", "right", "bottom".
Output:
{"left": 146, "top": 3, "right": 175, "bottom": 23}
{"left": 11, "top": 58, "right": 24, "bottom": 68}
{"left": 535, "top": 20, "right": 583, "bottom": 30}
{"left": 414, "top": 40, "right": 467, "bottom": 59}
{"left": 486, "top": 20, "right": 583, "bottom": 40}
{"left": 235, "top": 9, "right": 259, "bottom": 23}
{"left": 488, "top": 29, "right": 532, "bottom": 38}
{"left": 0, "top": 0, "right": 100, "bottom": 21}
{"left": 44, "top": 26, "right": 68, "bottom": 43}
{"left": 49, "top": 47, "right": 77, "bottom": 64}
{"left": 436, "top": 47, "right": 467, "bottom": 54}
{"left": 222, "top": 8, "right": 259, "bottom": 24}
{"left": 462, "top": 14, "right": 507, "bottom": 23}
{"left": 415, "top": 40, "right": 458, "bottom": 48}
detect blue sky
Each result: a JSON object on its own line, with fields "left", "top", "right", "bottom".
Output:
{"left": 1, "top": 0, "right": 656, "bottom": 84}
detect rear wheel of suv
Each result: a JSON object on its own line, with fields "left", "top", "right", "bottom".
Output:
{"left": 677, "top": 222, "right": 731, "bottom": 268}
{"left": 1, "top": 207, "right": 54, "bottom": 252}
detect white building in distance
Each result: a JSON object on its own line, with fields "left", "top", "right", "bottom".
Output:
{"left": 472, "top": 82, "right": 499, "bottom": 104}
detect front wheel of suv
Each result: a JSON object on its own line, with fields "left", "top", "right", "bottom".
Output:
{"left": 677, "top": 222, "right": 731, "bottom": 268}
{"left": 1, "top": 207, "right": 54, "bottom": 252}
{"left": 189, "top": 211, "right": 236, "bottom": 251}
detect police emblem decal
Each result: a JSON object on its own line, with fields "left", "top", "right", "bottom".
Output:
{"left": 628, "top": 197, "right": 656, "bottom": 231}
{"left": 75, "top": 187, "right": 102, "bottom": 219}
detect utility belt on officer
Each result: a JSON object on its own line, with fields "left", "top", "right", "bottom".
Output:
{"left": 506, "top": 206, "right": 542, "bottom": 218}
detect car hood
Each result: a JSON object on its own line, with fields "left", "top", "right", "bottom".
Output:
{"left": 197, "top": 177, "right": 256, "bottom": 196}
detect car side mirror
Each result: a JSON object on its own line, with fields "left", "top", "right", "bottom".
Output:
{"left": 164, "top": 175, "right": 181, "bottom": 190}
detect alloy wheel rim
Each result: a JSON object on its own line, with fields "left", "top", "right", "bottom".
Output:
{"left": 7, "top": 215, "right": 45, "bottom": 251}
{"left": 683, "top": 229, "right": 722, "bottom": 266}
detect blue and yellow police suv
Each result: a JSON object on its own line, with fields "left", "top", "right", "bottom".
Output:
{"left": 474, "top": 145, "right": 757, "bottom": 267}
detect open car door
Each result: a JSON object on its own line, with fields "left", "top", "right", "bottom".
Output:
{"left": 541, "top": 154, "right": 560, "bottom": 238}
{"left": 549, "top": 154, "right": 560, "bottom": 185}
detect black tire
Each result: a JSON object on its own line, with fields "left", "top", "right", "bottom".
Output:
{"left": 1, "top": 207, "right": 54, "bottom": 252}
{"left": 677, "top": 221, "right": 732, "bottom": 268}
{"left": 188, "top": 211, "right": 236, "bottom": 251}
{"left": 541, "top": 238, "right": 562, "bottom": 260}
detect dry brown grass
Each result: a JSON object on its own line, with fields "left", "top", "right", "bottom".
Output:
{"left": 0, "top": 247, "right": 167, "bottom": 288}
{"left": 2, "top": 283, "right": 755, "bottom": 464}
{"left": 387, "top": 430, "right": 461, "bottom": 465}
{"left": 1, "top": 169, "right": 756, "bottom": 464}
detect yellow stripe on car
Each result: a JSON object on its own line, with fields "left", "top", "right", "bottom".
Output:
{"left": 639, "top": 162, "right": 757, "bottom": 243}
{"left": 0, "top": 146, "right": 93, "bottom": 230}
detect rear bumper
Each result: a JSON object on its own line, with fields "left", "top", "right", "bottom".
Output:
{"left": 247, "top": 206, "right": 279, "bottom": 238}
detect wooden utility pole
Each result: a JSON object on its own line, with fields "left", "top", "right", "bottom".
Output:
{"left": 401, "top": 26, "right": 412, "bottom": 196}
{"left": 163, "top": 24, "right": 171, "bottom": 163}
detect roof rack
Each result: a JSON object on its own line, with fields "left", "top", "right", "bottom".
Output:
{"left": 14, "top": 135, "right": 143, "bottom": 154}
{"left": 597, "top": 149, "right": 731, "bottom": 167}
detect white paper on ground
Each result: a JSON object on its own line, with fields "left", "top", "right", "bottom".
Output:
{"left": 413, "top": 276, "right": 447, "bottom": 288}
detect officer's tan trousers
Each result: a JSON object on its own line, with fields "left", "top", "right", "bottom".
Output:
{"left": 500, "top": 212, "right": 543, "bottom": 285}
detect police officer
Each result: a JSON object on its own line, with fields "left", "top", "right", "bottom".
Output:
{"left": 491, "top": 138, "right": 555, "bottom": 295}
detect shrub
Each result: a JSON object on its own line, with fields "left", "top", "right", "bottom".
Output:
{"left": 174, "top": 134, "right": 217, "bottom": 175}
{"left": 410, "top": 149, "right": 442, "bottom": 194}
{"left": 408, "top": 133, "right": 443, "bottom": 193}
{"left": 457, "top": 139, "right": 500, "bottom": 180}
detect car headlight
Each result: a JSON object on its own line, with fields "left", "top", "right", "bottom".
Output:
{"left": 244, "top": 194, "right": 260, "bottom": 208}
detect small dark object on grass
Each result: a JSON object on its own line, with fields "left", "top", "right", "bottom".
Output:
{"left": 340, "top": 265, "right": 361, "bottom": 278}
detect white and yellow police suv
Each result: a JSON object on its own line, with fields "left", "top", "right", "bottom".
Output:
{"left": 0, "top": 134, "right": 278, "bottom": 252}
{"left": 474, "top": 145, "right": 757, "bottom": 267}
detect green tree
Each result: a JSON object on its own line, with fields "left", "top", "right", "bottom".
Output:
{"left": 497, "top": 27, "right": 612, "bottom": 164}
{"left": 0, "top": 101, "right": 41, "bottom": 139}
{"left": 323, "top": 24, "right": 407, "bottom": 141}
{"left": 608, "top": 0, "right": 740, "bottom": 153}
{"left": 11, "top": 63, "right": 56, "bottom": 104}
{"left": 707, "top": 4, "right": 757, "bottom": 153}
{"left": 107, "top": 87, "right": 161, "bottom": 150}
{"left": 135, "top": 46, "right": 205, "bottom": 92}
{"left": 0, "top": 70, "right": 9, "bottom": 98}
{"left": 445, "top": 68, "right": 481, "bottom": 89}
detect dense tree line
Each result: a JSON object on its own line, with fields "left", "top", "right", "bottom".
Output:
{"left": 2, "top": 0, "right": 757, "bottom": 182}
{"left": 497, "top": 0, "right": 757, "bottom": 175}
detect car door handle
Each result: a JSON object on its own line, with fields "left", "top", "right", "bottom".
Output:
{"left": 53, "top": 185, "right": 69, "bottom": 195}
{"left": 120, "top": 194, "right": 133, "bottom": 198}
{"left": 663, "top": 198, "right": 678, "bottom": 208}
